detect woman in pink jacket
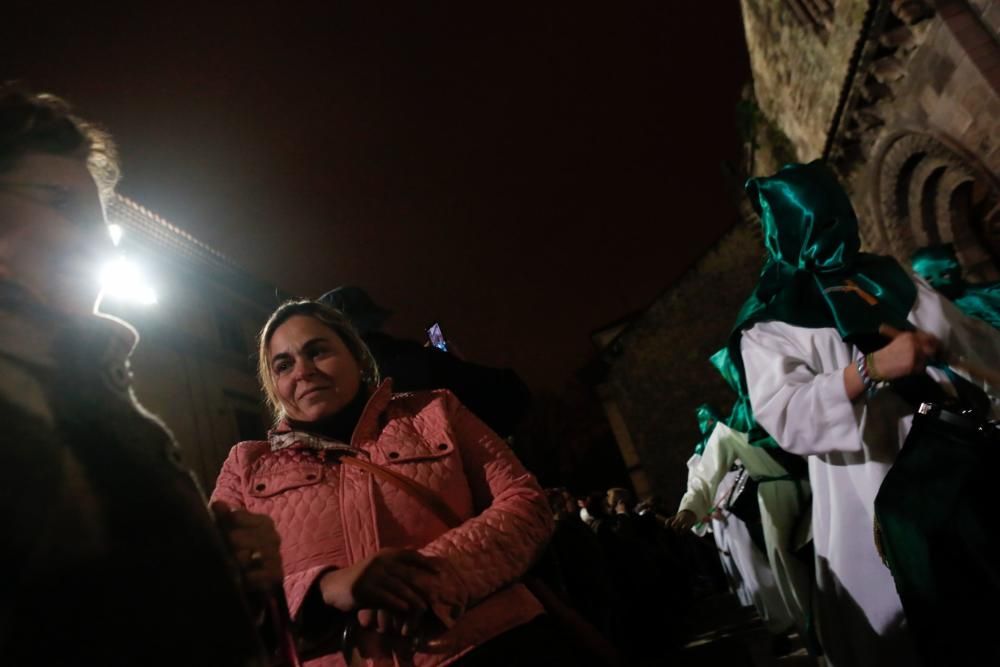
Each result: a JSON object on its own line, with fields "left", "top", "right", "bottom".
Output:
{"left": 212, "top": 299, "right": 556, "bottom": 666}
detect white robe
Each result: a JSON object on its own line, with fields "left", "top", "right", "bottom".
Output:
{"left": 679, "top": 423, "right": 812, "bottom": 636}
{"left": 741, "top": 278, "right": 1000, "bottom": 667}
{"left": 711, "top": 515, "right": 752, "bottom": 607}
{"left": 711, "top": 510, "right": 793, "bottom": 634}
{"left": 710, "top": 469, "right": 752, "bottom": 606}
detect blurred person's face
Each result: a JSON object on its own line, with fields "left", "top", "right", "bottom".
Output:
{"left": 0, "top": 153, "right": 109, "bottom": 315}
{"left": 561, "top": 491, "right": 576, "bottom": 515}
{"left": 268, "top": 315, "right": 363, "bottom": 424}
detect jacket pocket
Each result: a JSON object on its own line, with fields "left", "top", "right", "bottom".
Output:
{"left": 378, "top": 438, "right": 456, "bottom": 465}
{"left": 247, "top": 463, "right": 325, "bottom": 498}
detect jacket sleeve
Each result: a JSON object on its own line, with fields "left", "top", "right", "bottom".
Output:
{"left": 209, "top": 445, "right": 337, "bottom": 619}
{"left": 210, "top": 445, "right": 249, "bottom": 510}
{"left": 678, "top": 424, "right": 738, "bottom": 518}
{"left": 418, "top": 391, "right": 553, "bottom": 624}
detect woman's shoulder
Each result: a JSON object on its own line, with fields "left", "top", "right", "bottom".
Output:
{"left": 222, "top": 439, "right": 271, "bottom": 468}
{"left": 389, "top": 387, "right": 459, "bottom": 412}
{"left": 742, "top": 318, "right": 838, "bottom": 349}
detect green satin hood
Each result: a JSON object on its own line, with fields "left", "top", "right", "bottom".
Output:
{"left": 749, "top": 159, "right": 860, "bottom": 275}
{"left": 729, "top": 161, "right": 917, "bottom": 400}
{"left": 693, "top": 403, "right": 721, "bottom": 456}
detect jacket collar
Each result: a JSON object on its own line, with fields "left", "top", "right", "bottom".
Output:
{"left": 268, "top": 378, "right": 394, "bottom": 451}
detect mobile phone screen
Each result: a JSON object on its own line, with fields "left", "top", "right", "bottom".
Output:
{"left": 427, "top": 322, "right": 448, "bottom": 352}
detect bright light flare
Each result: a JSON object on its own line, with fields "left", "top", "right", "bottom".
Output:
{"left": 99, "top": 257, "right": 158, "bottom": 305}
{"left": 107, "top": 224, "right": 124, "bottom": 246}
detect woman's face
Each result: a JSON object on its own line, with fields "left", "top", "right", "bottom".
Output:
{"left": 268, "top": 315, "right": 363, "bottom": 423}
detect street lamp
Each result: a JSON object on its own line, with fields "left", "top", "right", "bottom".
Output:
{"left": 99, "top": 256, "right": 158, "bottom": 305}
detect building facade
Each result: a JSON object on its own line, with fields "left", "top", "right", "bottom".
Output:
{"left": 102, "top": 196, "right": 284, "bottom": 489}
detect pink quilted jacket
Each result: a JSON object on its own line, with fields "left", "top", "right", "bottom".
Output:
{"left": 211, "top": 382, "right": 553, "bottom": 666}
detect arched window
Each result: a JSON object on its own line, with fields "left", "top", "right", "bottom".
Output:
{"left": 874, "top": 132, "right": 1000, "bottom": 281}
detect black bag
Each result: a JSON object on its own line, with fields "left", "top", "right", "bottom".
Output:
{"left": 874, "top": 402, "right": 1000, "bottom": 666}
{"left": 725, "top": 468, "right": 760, "bottom": 524}
{"left": 724, "top": 469, "right": 767, "bottom": 555}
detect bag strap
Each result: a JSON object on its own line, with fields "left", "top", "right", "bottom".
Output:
{"left": 340, "top": 455, "right": 463, "bottom": 529}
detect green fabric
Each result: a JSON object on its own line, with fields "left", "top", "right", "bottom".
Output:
{"left": 693, "top": 403, "right": 720, "bottom": 456}
{"left": 709, "top": 347, "right": 778, "bottom": 449}
{"left": 728, "top": 161, "right": 918, "bottom": 399}
{"left": 911, "top": 244, "right": 962, "bottom": 293}
{"left": 874, "top": 411, "right": 1000, "bottom": 663}
{"left": 955, "top": 289, "right": 1000, "bottom": 330}
{"left": 911, "top": 244, "right": 1000, "bottom": 330}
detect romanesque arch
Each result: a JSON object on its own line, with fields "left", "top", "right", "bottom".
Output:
{"left": 872, "top": 131, "right": 1000, "bottom": 281}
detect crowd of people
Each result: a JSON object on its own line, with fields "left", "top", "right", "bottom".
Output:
{"left": 537, "top": 486, "right": 718, "bottom": 664}
{"left": 4, "top": 83, "right": 1000, "bottom": 667}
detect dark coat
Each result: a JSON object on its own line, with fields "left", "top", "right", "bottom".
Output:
{"left": 0, "top": 283, "right": 264, "bottom": 666}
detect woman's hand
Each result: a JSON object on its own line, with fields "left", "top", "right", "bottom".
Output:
{"left": 355, "top": 608, "right": 426, "bottom": 637}
{"left": 667, "top": 509, "right": 698, "bottom": 534}
{"left": 871, "top": 325, "right": 941, "bottom": 380}
{"left": 318, "top": 548, "right": 439, "bottom": 615}
{"left": 211, "top": 501, "right": 283, "bottom": 594}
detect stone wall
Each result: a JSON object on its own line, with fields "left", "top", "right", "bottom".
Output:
{"left": 740, "top": 0, "right": 870, "bottom": 161}
{"left": 600, "top": 221, "right": 766, "bottom": 503}
{"left": 104, "top": 197, "right": 276, "bottom": 488}
{"left": 743, "top": 0, "right": 1000, "bottom": 275}
{"left": 826, "top": 0, "right": 1000, "bottom": 281}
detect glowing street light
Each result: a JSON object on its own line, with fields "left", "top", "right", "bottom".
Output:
{"left": 99, "top": 257, "right": 158, "bottom": 305}
{"left": 107, "top": 223, "right": 124, "bottom": 246}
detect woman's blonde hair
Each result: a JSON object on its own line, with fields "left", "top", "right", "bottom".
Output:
{"left": 257, "top": 299, "right": 380, "bottom": 424}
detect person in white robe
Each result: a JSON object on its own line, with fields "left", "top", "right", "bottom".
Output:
{"left": 708, "top": 469, "right": 793, "bottom": 635}
{"left": 671, "top": 405, "right": 800, "bottom": 637}
{"left": 675, "top": 420, "right": 812, "bottom": 641}
{"left": 711, "top": 514, "right": 752, "bottom": 608}
{"left": 734, "top": 161, "right": 1000, "bottom": 667}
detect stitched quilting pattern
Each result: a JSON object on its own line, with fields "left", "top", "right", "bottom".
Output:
{"left": 210, "top": 388, "right": 554, "bottom": 661}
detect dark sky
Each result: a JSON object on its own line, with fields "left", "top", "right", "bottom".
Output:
{"left": 4, "top": 2, "right": 750, "bottom": 391}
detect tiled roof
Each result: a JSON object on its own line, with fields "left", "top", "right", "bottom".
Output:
{"left": 106, "top": 194, "right": 287, "bottom": 308}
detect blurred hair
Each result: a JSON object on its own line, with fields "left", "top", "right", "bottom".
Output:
{"left": 257, "top": 299, "right": 381, "bottom": 424}
{"left": 585, "top": 492, "right": 608, "bottom": 518}
{"left": 607, "top": 487, "right": 634, "bottom": 511}
{"left": 0, "top": 83, "right": 120, "bottom": 200}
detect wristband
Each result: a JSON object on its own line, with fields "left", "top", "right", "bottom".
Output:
{"left": 865, "top": 352, "right": 886, "bottom": 383}
{"left": 857, "top": 354, "right": 878, "bottom": 397}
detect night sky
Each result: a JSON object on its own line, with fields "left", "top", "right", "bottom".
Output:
{"left": 4, "top": 2, "right": 750, "bottom": 390}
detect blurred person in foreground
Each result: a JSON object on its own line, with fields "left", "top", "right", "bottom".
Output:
{"left": 0, "top": 86, "right": 279, "bottom": 665}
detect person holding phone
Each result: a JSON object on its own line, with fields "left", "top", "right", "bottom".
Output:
{"left": 318, "top": 286, "right": 531, "bottom": 439}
